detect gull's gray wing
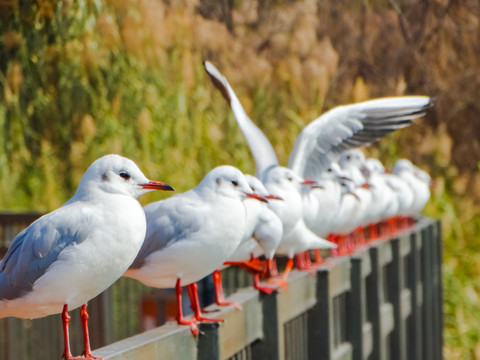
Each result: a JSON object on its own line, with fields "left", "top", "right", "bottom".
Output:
{"left": 130, "top": 191, "right": 207, "bottom": 269}
{"left": 288, "top": 96, "right": 433, "bottom": 179}
{"left": 0, "top": 203, "right": 95, "bottom": 300}
{"left": 204, "top": 61, "right": 279, "bottom": 178}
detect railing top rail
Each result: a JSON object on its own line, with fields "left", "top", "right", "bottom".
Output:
{"left": 0, "top": 212, "right": 43, "bottom": 224}
{"left": 95, "top": 322, "right": 197, "bottom": 360}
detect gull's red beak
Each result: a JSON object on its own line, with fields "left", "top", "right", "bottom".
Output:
{"left": 349, "top": 191, "right": 360, "bottom": 200}
{"left": 246, "top": 193, "right": 269, "bottom": 203}
{"left": 301, "top": 178, "right": 316, "bottom": 186}
{"left": 361, "top": 183, "right": 373, "bottom": 189}
{"left": 266, "top": 194, "right": 283, "bottom": 201}
{"left": 141, "top": 180, "right": 175, "bottom": 191}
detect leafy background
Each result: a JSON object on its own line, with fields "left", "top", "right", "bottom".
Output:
{"left": 1, "top": 0, "right": 479, "bottom": 357}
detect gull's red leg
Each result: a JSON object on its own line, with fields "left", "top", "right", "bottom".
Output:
{"left": 303, "top": 251, "right": 312, "bottom": 267}
{"left": 378, "top": 221, "right": 385, "bottom": 237}
{"left": 187, "top": 282, "right": 224, "bottom": 323}
{"left": 389, "top": 217, "right": 397, "bottom": 235}
{"left": 61, "top": 305, "right": 74, "bottom": 360}
{"left": 397, "top": 216, "right": 403, "bottom": 229}
{"left": 302, "top": 251, "right": 317, "bottom": 276}
{"left": 80, "top": 304, "right": 103, "bottom": 360}
{"left": 268, "top": 258, "right": 279, "bottom": 277}
{"left": 369, "top": 223, "right": 378, "bottom": 241}
{"left": 60, "top": 305, "right": 93, "bottom": 360}
{"left": 314, "top": 249, "right": 324, "bottom": 265}
{"left": 337, "top": 234, "right": 346, "bottom": 255}
{"left": 223, "top": 259, "right": 265, "bottom": 273}
{"left": 262, "top": 258, "right": 277, "bottom": 278}
{"left": 295, "top": 252, "right": 306, "bottom": 270}
{"left": 329, "top": 234, "right": 339, "bottom": 257}
{"left": 267, "top": 257, "right": 293, "bottom": 289}
{"left": 383, "top": 220, "right": 389, "bottom": 237}
{"left": 175, "top": 278, "right": 198, "bottom": 336}
{"left": 253, "top": 273, "right": 275, "bottom": 294}
{"left": 346, "top": 233, "right": 354, "bottom": 254}
{"left": 212, "top": 270, "right": 242, "bottom": 309}
{"left": 356, "top": 226, "right": 366, "bottom": 247}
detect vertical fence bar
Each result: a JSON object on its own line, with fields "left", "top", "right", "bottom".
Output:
{"left": 421, "top": 223, "right": 434, "bottom": 360}
{"left": 198, "top": 322, "right": 220, "bottom": 360}
{"left": 251, "top": 292, "right": 280, "bottom": 360}
{"left": 407, "top": 227, "right": 423, "bottom": 360}
{"left": 350, "top": 248, "right": 373, "bottom": 360}
{"left": 389, "top": 234, "right": 412, "bottom": 360}
{"left": 308, "top": 258, "right": 352, "bottom": 360}
{"left": 430, "top": 220, "right": 442, "bottom": 360}
{"left": 368, "top": 240, "right": 395, "bottom": 360}
{"left": 368, "top": 244, "right": 381, "bottom": 360}
{"left": 308, "top": 266, "right": 331, "bottom": 360}
{"left": 435, "top": 220, "right": 444, "bottom": 359}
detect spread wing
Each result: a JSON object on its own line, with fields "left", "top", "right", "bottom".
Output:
{"left": 0, "top": 203, "right": 97, "bottom": 300}
{"left": 204, "top": 61, "right": 279, "bottom": 177}
{"left": 130, "top": 191, "right": 208, "bottom": 269}
{"left": 288, "top": 96, "right": 433, "bottom": 179}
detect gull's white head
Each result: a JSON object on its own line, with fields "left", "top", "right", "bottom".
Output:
{"left": 393, "top": 159, "right": 414, "bottom": 174}
{"left": 261, "top": 166, "right": 305, "bottom": 191}
{"left": 365, "top": 158, "right": 385, "bottom": 174}
{"left": 339, "top": 179, "right": 359, "bottom": 200}
{"left": 76, "top": 154, "right": 174, "bottom": 199}
{"left": 319, "top": 162, "right": 350, "bottom": 181}
{"left": 394, "top": 159, "right": 431, "bottom": 183}
{"left": 245, "top": 174, "right": 269, "bottom": 197}
{"left": 246, "top": 174, "right": 283, "bottom": 201}
{"left": 199, "top": 165, "right": 266, "bottom": 202}
{"left": 339, "top": 149, "right": 366, "bottom": 169}
{"left": 361, "top": 158, "right": 386, "bottom": 180}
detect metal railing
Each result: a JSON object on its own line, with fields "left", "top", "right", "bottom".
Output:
{"left": 0, "top": 216, "right": 442, "bottom": 360}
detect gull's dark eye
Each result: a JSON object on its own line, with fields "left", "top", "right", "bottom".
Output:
{"left": 231, "top": 180, "right": 238, "bottom": 187}
{"left": 287, "top": 177, "right": 293, "bottom": 182}
{"left": 327, "top": 168, "right": 332, "bottom": 172}
{"left": 119, "top": 172, "right": 131, "bottom": 180}
{"left": 346, "top": 155, "right": 351, "bottom": 160}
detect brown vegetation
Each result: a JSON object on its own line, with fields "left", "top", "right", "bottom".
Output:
{"left": 1, "top": 0, "right": 480, "bottom": 358}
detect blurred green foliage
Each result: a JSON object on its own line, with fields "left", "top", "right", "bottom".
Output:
{"left": 0, "top": 0, "right": 479, "bottom": 358}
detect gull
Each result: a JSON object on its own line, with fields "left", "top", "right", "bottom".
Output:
{"left": 204, "top": 61, "right": 432, "bottom": 266}
{"left": 387, "top": 163, "right": 415, "bottom": 227}
{"left": 221, "top": 174, "right": 283, "bottom": 296}
{"left": 326, "top": 177, "right": 362, "bottom": 254}
{"left": 261, "top": 166, "right": 336, "bottom": 281}
{"left": 301, "top": 162, "right": 354, "bottom": 261}
{"left": 302, "top": 162, "right": 346, "bottom": 239}
{"left": 362, "top": 158, "right": 399, "bottom": 237}
{"left": 229, "top": 175, "right": 283, "bottom": 263}
{"left": 124, "top": 165, "right": 267, "bottom": 336}
{"left": 204, "top": 61, "right": 339, "bottom": 279}
{"left": 0, "top": 154, "right": 174, "bottom": 360}
{"left": 393, "top": 159, "right": 431, "bottom": 219}
{"left": 339, "top": 149, "right": 374, "bottom": 245}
